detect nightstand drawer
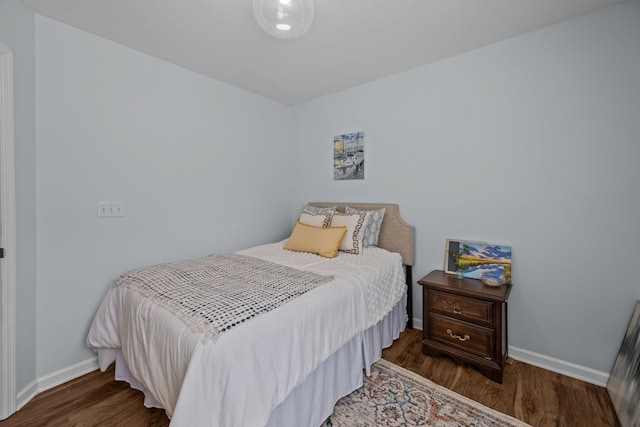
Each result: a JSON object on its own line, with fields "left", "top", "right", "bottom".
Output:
{"left": 428, "top": 313, "right": 495, "bottom": 360}
{"left": 428, "top": 289, "right": 495, "bottom": 327}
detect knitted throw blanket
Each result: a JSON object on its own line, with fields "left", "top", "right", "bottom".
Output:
{"left": 113, "top": 253, "right": 334, "bottom": 342}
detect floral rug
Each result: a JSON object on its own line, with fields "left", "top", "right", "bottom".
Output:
{"left": 322, "top": 359, "right": 531, "bottom": 427}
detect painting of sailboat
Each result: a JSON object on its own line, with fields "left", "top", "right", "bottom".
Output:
{"left": 445, "top": 239, "right": 512, "bottom": 284}
{"left": 333, "top": 131, "right": 364, "bottom": 180}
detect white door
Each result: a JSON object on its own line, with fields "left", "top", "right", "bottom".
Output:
{"left": 0, "top": 43, "right": 17, "bottom": 421}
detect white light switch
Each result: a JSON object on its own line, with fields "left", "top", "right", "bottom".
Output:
{"left": 98, "top": 201, "right": 124, "bottom": 218}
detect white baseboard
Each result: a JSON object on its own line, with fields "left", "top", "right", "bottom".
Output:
{"left": 16, "top": 380, "right": 37, "bottom": 411}
{"left": 508, "top": 346, "right": 609, "bottom": 387}
{"left": 412, "top": 317, "right": 423, "bottom": 331}
{"left": 16, "top": 356, "right": 99, "bottom": 412}
{"left": 38, "top": 356, "right": 99, "bottom": 392}
{"left": 409, "top": 319, "right": 608, "bottom": 387}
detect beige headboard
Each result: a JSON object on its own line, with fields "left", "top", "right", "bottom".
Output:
{"left": 307, "top": 203, "right": 415, "bottom": 266}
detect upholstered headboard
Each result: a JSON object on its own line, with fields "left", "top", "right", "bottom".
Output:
{"left": 306, "top": 203, "right": 415, "bottom": 266}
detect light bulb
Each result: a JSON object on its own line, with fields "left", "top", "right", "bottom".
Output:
{"left": 253, "top": 0, "right": 314, "bottom": 40}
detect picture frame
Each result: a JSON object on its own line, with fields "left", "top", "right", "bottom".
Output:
{"left": 333, "top": 131, "right": 364, "bottom": 180}
{"left": 607, "top": 300, "right": 640, "bottom": 427}
{"left": 444, "top": 239, "right": 512, "bottom": 284}
{"left": 444, "top": 239, "right": 484, "bottom": 275}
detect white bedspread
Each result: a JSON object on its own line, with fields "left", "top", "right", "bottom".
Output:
{"left": 86, "top": 241, "right": 406, "bottom": 427}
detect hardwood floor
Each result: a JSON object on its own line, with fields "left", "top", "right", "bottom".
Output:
{"left": 382, "top": 329, "right": 619, "bottom": 427}
{"left": 0, "top": 329, "right": 619, "bottom": 426}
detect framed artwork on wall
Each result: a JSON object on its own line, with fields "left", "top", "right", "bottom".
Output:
{"left": 607, "top": 300, "right": 640, "bottom": 427}
{"left": 444, "top": 239, "right": 512, "bottom": 285}
{"left": 333, "top": 131, "right": 364, "bottom": 180}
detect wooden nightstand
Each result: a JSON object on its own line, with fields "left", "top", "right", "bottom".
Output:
{"left": 418, "top": 270, "right": 512, "bottom": 383}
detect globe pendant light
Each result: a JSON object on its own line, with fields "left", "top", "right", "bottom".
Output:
{"left": 253, "top": 0, "right": 314, "bottom": 40}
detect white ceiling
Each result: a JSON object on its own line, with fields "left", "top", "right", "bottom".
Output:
{"left": 21, "top": 0, "right": 625, "bottom": 105}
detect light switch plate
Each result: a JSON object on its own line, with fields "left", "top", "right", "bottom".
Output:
{"left": 98, "top": 201, "right": 124, "bottom": 218}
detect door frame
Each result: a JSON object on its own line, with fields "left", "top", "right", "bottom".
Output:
{"left": 0, "top": 43, "right": 17, "bottom": 420}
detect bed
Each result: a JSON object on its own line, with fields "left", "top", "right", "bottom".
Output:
{"left": 86, "top": 202, "right": 414, "bottom": 427}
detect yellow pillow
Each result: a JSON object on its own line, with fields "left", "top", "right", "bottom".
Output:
{"left": 284, "top": 222, "right": 347, "bottom": 258}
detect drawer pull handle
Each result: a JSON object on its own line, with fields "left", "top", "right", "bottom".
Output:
{"left": 447, "top": 329, "right": 470, "bottom": 342}
{"left": 453, "top": 304, "right": 462, "bottom": 315}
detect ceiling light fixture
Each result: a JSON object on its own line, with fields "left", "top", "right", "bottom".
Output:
{"left": 253, "top": 0, "right": 314, "bottom": 40}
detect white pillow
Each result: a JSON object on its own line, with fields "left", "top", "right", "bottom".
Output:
{"left": 299, "top": 211, "right": 333, "bottom": 228}
{"left": 344, "top": 207, "right": 386, "bottom": 247}
{"left": 330, "top": 212, "right": 369, "bottom": 254}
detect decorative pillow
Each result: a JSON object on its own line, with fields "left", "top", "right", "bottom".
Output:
{"left": 345, "top": 207, "right": 386, "bottom": 247}
{"left": 302, "top": 204, "right": 337, "bottom": 215}
{"left": 298, "top": 211, "right": 333, "bottom": 228}
{"left": 330, "top": 212, "right": 368, "bottom": 255}
{"left": 284, "top": 222, "right": 347, "bottom": 258}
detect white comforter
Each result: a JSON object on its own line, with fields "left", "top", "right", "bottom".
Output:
{"left": 86, "top": 241, "right": 406, "bottom": 427}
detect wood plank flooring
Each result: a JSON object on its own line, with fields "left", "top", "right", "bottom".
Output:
{"left": 0, "top": 329, "right": 619, "bottom": 426}
{"left": 382, "top": 329, "right": 619, "bottom": 427}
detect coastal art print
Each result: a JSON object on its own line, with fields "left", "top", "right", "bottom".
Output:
{"left": 445, "top": 239, "right": 512, "bottom": 284}
{"left": 334, "top": 131, "right": 364, "bottom": 180}
{"left": 607, "top": 300, "right": 640, "bottom": 427}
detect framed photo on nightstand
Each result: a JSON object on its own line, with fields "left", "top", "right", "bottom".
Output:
{"left": 444, "top": 239, "right": 512, "bottom": 285}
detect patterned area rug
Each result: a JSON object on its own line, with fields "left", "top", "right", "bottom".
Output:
{"left": 322, "top": 359, "right": 531, "bottom": 427}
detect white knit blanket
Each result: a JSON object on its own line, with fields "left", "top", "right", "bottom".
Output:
{"left": 113, "top": 253, "right": 334, "bottom": 342}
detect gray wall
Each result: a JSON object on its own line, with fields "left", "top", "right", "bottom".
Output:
{"left": 0, "top": 0, "right": 37, "bottom": 392}
{"left": 292, "top": 0, "right": 640, "bottom": 373}
{"left": 34, "top": 16, "right": 295, "bottom": 377}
